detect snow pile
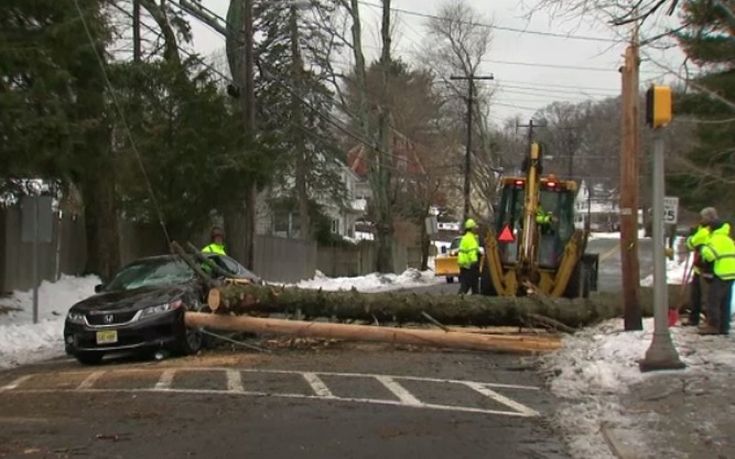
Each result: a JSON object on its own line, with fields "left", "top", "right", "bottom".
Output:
{"left": 546, "top": 317, "right": 735, "bottom": 458}
{"left": 589, "top": 231, "right": 620, "bottom": 240}
{"left": 640, "top": 253, "right": 694, "bottom": 287}
{"left": 293, "top": 268, "right": 440, "bottom": 292}
{"left": 0, "top": 275, "right": 99, "bottom": 368}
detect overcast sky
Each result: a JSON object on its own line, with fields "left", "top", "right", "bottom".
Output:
{"left": 181, "top": 0, "right": 685, "bottom": 122}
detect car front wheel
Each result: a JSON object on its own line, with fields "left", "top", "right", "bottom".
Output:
{"left": 177, "top": 301, "right": 205, "bottom": 355}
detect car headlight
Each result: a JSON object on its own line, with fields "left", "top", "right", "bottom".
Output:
{"left": 139, "top": 300, "right": 182, "bottom": 319}
{"left": 67, "top": 311, "right": 86, "bottom": 324}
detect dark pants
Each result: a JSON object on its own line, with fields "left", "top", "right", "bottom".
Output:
{"left": 707, "top": 277, "right": 733, "bottom": 334}
{"left": 459, "top": 263, "right": 479, "bottom": 295}
{"left": 689, "top": 273, "right": 703, "bottom": 325}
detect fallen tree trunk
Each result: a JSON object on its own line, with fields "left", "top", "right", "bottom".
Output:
{"left": 185, "top": 312, "right": 561, "bottom": 354}
{"left": 204, "top": 283, "right": 637, "bottom": 328}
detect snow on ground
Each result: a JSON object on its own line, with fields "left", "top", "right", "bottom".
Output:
{"left": 640, "top": 253, "right": 693, "bottom": 287}
{"left": 588, "top": 228, "right": 649, "bottom": 240}
{"left": 588, "top": 231, "right": 621, "bottom": 240}
{"left": 545, "top": 317, "right": 735, "bottom": 458}
{"left": 0, "top": 275, "right": 99, "bottom": 369}
{"left": 291, "top": 268, "right": 441, "bottom": 292}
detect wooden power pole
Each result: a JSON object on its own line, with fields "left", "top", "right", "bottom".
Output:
{"left": 243, "top": 0, "right": 256, "bottom": 269}
{"left": 619, "top": 35, "right": 643, "bottom": 331}
{"left": 132, "top": 0, "right": 141, "bottom": 62}
{"left": 449, "top": 74, "right": 494, "bottom": 223}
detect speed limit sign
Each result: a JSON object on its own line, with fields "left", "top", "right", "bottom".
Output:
{"left": 663, "top": 196, "right": 679, "bottom": 224}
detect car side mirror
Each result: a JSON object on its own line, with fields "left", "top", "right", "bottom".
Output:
{"left": 94, "top": 284, "right": 104, "bottom": 293}
{"left": 441, "top": 246, "right": 447, "bottom": 254}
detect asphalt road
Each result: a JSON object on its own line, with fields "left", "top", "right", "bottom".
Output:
{"left": 0, "top": 234, "right": 655, "bottom": 459}
{"left": 0, "top": 346, "right": 569, "bottom": 459}
{"left": 586, "top": 236, "right": 653, "bottom": 293}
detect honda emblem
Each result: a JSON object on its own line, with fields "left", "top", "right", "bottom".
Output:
{"left": 103, "top": 314, "right": 115, "bottom": 324}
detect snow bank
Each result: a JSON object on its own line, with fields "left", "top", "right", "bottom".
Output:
{"left": 640, "top": 253, "right": 694, "bottom": 287}
{"left": 545, "top": 317, "right": 735, "bottom": 458}
{"left": 0, "top": 275, "right": 99, "bottom": 368}
{"left": 589, "top": 231, "right": 620, "bottom": 240}
{"left": 292, "top": 268, "right": 440, "bottom": 292}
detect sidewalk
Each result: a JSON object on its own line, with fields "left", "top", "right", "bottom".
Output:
{"left": 545, "top": 318, "right": 735, "bottom": 459}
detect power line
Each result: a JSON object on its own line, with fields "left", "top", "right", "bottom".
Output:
{"left": 358, "top": 0, "right": 621, "bottom": 44}
{"left": 483, "top": 58, "right": 617, "bottom": 73}
{"left": 495, "top": 83, "right": 616, "bottom": 98}
{"left": 72, "top": 0, "right": 172, "bottom": 246}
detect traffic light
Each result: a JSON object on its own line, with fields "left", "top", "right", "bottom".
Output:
{"left": 646, "top": 85, "right": 672, "bottom": 128}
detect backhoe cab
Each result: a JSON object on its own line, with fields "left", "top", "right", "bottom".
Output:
{"left": 481, "top": 142, "right": 598, "bottom": 298}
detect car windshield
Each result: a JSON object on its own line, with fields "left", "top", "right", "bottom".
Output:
{"left": 104, "top": 258, "right": 193, "bottom": 291}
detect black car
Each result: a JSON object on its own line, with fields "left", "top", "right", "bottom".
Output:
{"left": 64, "top": 253, "right": 260, "bottom": 365}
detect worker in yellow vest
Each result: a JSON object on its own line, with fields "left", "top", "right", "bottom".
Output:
{"left": 202, "top": 226, "right": 227, "bottom": 256}
{"left": 685, "top": 207, "right": 717, "bottom": 326}
{"left": 458, "top": 218, "right": 481, "bottom": 295}
{"left": 699, "top": 218, "right": 735, "bottom": 335}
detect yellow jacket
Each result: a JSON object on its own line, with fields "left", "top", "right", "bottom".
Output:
{"left": 457, "top": 231, "right": 480, "bottom": 269}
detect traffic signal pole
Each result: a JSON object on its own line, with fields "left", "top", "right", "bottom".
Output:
{"left": 640, "top": 85, "right": 684, "bottom": 372}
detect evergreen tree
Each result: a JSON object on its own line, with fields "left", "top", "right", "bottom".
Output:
{"left": 671, "top": 0, "right": 735, "bottom": 214}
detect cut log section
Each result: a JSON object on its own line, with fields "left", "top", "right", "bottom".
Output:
{"left": 202, "top": 283, "right": 631, "bottom": 328}
{"left": 185, "top": 312, "right": 562, "bottom": 354}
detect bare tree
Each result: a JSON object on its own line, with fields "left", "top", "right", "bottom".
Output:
{"left": 421, "top": 0, "right": 498, "bottom": 221}
{"left": 533, "top": 0, "right": 680, "bottom": 26}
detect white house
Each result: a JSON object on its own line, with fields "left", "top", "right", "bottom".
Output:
{"left": 575, "top": 181, "right": 620, "bottom": 231}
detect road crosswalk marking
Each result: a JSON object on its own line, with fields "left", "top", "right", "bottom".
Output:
{"left": 302, "top": 372, "right": 334, "bottom": 398}
{"left": 1, "top": 367, "right": 541, "bottom": 418}
{"left": 375, "top": 376, "right": 421, "bottom": 406}
{"left": 155, "top": 369, "right": 176, "bottom": 390}
{"left": 226, "top": 369, "right": 244, "bottom": 393}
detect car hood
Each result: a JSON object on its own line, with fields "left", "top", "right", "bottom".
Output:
{"left": 70, "top": 285, "right": 189, "bottom": 313}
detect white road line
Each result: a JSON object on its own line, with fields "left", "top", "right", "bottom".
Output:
{"left": 375, "top": 376, "right": 422, "bottom": 406}
{"left": 155, "top": 369, "right": 176, "bottom": 390}
{"left": 462, "top": 381, "right": 540, "bottom": 417}
{"left": 77, "top": 371, "right": 105, "bottom": 390}
{"left": 10, "top": 388, "right": 530, "bottom": 417}
{"left": 0, "top": 375, "right": 34, "bottom": 392}
{"left": 302, "top": 372, "right": 334, "bottom": 398}
{"left": 226, "top": 370, "right": 244, "bottom": 393}
{"left": 21, "top": 367, "right": 541, "bottom": 391}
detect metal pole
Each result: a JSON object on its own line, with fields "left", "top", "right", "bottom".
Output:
{"left": 640, "top": 131, "right": 684, "bottom": 372}
{"left": 32, "top": 199, "right": 39, "bottom": 324}
{"left": 463, "top": 79, "right": 473, "bottom": 223}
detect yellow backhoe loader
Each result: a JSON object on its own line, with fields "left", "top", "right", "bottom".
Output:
{"left": 481, "top": 143, "right": 598, "bottom": 298}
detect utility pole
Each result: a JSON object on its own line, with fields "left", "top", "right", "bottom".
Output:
{"left": 450, "top": 74, "right": 494, "bottom": 223}
{"left": 289, "top": 3, "right": 309, "bottom": 240}
{"left": 619, "top": 26, "right": 643, "bottom": 331}
{"left": 517, "top": 119, "right": 546, "bottom": 150}
{"left": 133, "top": 0, "right": 141, "bottom": 62}
{"left": 243, "top": 0, "right": 256, "bottom": 269}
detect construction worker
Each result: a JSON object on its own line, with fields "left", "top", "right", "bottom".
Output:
{"left": 536, "top": 203, "right": 556, "bottom": 233}
{"left": 202, "top": 226, "right": 227, "bottom": 255}
{"left": 698, "top": 218, "right": 735, "bottom": 335}
{"left": 458, "top": 218, "right": 481, "bottom": 295}
{"left": 536, "top": 203, "right": 557, "bottom": 266}
{"left": 685, "top": 207, "right": 717, "bottom": 326}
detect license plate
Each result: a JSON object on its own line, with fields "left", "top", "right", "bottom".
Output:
{"left": 96, "top": 330, "right": 118, "bottom": 345}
